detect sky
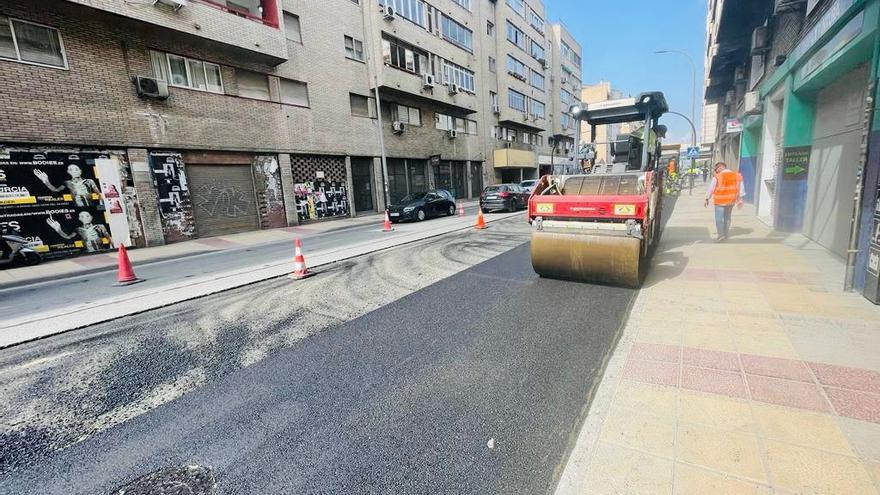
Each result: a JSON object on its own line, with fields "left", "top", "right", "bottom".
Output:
{"left": 545, "top": 0, "right": 708, "bottom": 145}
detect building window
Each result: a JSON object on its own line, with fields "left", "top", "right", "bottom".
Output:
{"left": 561, "top": 112, "right": 572, "bottom": 129}
{"left": 380, "top": 0, "right": 426, "bottom": 27}
{"left": 440, "top": 14, "right": 473, "bottom": 52}
{"left": 530, "top": 99, "right": 545, "bottom": 118}
{"left": 528, "top": 9, "right": 544, "bottom": 34}
{"left": 506, "top": 0, "right": 525, "bottom": 17}
{"left": 153, "top": 51, "right": 223, "bottom": 93}
{"left": 451, "top": 0, "right": 470, "bottom": 10}
{"left": 392, "top": 103, "right": 421, "bottom": 126}
{"left": 508, "top": 89, "right": 526, "bottom": 112}
{"left": 350, "top": 93, "right": 377, "bottom": 118}
{"left": 487, "top": 21, "right": 495, "bottom": 36}
{"left": 505, "top": 21, "right": 525, "bottom": 50}
{"left": 382, "top": 36, "right": 429, "bottom": 75}
{"left": 236, "top": 69, "right": 270, "bottom": 100}
{"left": 0, "top": 16, "right": 67, "bottom": 69}
{"left": 280, "top": 79, "right": 309, "bottom": 107}
{"left": 530, "top": 69, "right": 544, "bottom": 90}
{"left": 441, "top": 59, "right": 475, "bottom": 92}
{"left": 560, "top": 89, "right": 571, "bottom": 106}
{"left": 530, "top": 40, "right": 544, "bottom": 61}
{"left": 490, "top": 91, "right": 498, "bottom": 108}
{"left": 561, "top": 41, "right": 581, "bottom": 67}
{"left": 283, "top": 12, "right": 302, "bottom": 42}
{"left": 435, "top": 113, "right": 476, "bottom": 134}
{"left": 344, "top": 35, "right": 365, "bottom": 61}
{"left": 488, "top": 56, "right": 496, "bottom": 73}
{"left": 506, "top": 55, "right": 526, "bottom": 80}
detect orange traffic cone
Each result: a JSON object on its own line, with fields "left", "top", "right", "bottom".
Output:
{"left": 458, "top": 203, "right": 465, "bottom": 216}
{"left": 382, "top": 211, "right": 394, "bottom": 232}
{"left": 474, "top": 209, "right": 488, "bottom": 229}
{"left": 289, "top": 238, "right": 313, "bottom": 280}
{"left": 113, "top": 244, "right": 143, "bottom": 286}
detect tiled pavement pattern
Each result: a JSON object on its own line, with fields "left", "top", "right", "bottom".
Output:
{"left": 564, "top": 193, "right": 880, "bottom": 495}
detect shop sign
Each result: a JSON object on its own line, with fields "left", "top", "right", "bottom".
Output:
{"left": 0, "top": 150, "right": 130, "bottom": 257}
{"left": 782, "top": 146, "right": 811, "bottom": 180}
{"left": 789, "top": 0, "right": 856, "bottom": 65}
{"left": 799, "top": 12, "right": 864, "bottom": 78}
{"left": 725, "top": 118, "right": 743, "bottom": 134}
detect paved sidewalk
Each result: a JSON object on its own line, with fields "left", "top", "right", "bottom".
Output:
{"left": 557, "top": 193, "right": 880, "bottom": 494}
{"left": 0, "top": 201, "right": 478, "bottom": 287}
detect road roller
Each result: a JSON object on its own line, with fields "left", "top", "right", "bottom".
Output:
{"left": 528, "top": 92, "right": 668, "bottom": 288}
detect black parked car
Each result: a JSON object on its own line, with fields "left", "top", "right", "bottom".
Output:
{"left": 387, "top": 189, "right": 457, "bottom": 223}
{"left": 480, "top": 184, "right": 529, "bottom": 213}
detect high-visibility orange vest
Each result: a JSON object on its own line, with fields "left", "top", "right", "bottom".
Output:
{"left": 713, "top": 169, "right": 740, "bottom": 205}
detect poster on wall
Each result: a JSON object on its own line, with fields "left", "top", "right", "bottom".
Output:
{"left": 149, "top": 151, "right": 194, "bottom": 241}
{"left": 294, "top": 179, "right": 348, "bottom": 221}
{"left": 0, "top": 149, "right": 131, "bottom": 258}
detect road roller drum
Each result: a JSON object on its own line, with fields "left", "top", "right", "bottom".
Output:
{"left": 530, "top": 230, "right": 643, "bottom": 288}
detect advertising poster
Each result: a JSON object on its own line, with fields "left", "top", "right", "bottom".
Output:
{"left": 294, "top": 179, "right": 348, "bottom": 221}
{"left": 149, "top": 151, "right": 194, "bottom": 242}
{"left": 0, "top": 149, "right": 132, "bottom": 258}
{"left": 782, "top": 146, "right": 811, "bottom": 180}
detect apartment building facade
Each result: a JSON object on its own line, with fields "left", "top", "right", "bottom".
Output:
{"left": 0, "top": 0, "right": 582, "bottom": 260}
{"left": 580, "top": 81, "right": 628, "bottom": 165}
{"left": 703, "top": 0, "right": 880, "bottom": 303}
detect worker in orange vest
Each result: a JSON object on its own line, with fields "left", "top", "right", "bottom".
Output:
{"left": 704, "top": 161, "right": 744, "bottom": 241}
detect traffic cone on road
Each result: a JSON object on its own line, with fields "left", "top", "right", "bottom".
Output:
{"left": 382, "top": 211, "right": 394, "bottom": 232}
{"left": 289, "top": 238, "right": 313, "bottom": 280}
{"left": 113, "top": 244, "right": 143, "bottom": 286}
{"left": 474, "top": 209, "right": 488, "bottom": 230}
{"left": 458, "top": 203, "right": 465, "bottom": 216}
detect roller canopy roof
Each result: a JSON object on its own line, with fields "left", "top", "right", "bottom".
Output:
{"left": 575, "top": 92, "right": 668, "bottom": 125}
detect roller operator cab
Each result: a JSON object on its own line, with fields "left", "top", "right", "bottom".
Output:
{"left": 528, "top": 92, "right": 669, "bottom": 288}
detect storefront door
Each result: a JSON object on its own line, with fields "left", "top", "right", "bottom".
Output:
{"left": 351, "top": 157, "right": 374, "bottom": 213}
{"left": 186, "top": 163, "right": 260, "bottom": 237}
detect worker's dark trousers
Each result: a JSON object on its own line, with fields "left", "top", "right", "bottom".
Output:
{"left": 714, "top": 204, "right": 735, "bottom": 237}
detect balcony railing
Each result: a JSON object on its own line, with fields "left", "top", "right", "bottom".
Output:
{"left": 197, "top": 0, "right": 279, "bottom": 27}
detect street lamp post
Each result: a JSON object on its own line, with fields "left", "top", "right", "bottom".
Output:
{"left": 655, "top": 49, "right": 698, "bottom": 181}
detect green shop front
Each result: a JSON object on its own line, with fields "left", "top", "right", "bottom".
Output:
{"left": 752, "top": 0, "right": 880, "bottom": 302}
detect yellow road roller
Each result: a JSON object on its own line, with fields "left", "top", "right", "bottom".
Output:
{"left": 527, "top": 92, "right": 668, "bottom": 288}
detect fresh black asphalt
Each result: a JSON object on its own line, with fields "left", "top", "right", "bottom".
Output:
{"left": 1, "top": 242, "right": 636, "bottom": 494}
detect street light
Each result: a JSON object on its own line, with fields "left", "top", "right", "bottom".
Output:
{"left": 655, "top": 49, "right": 698, "bottom": 178}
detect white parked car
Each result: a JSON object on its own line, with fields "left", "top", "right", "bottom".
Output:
{"left": 520, "top": 179, "right": 538, "bottom": 194}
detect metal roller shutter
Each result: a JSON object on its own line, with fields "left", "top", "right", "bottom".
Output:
{"left": 186, "top": 164, "right": 260, "bottom": 237}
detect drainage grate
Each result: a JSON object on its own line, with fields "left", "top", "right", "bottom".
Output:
{"left": 112, "top": 465, "right": 216, "bottom": 495}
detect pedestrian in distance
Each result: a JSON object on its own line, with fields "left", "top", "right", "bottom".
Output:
{"left": 701, "top": 166, "right": 709, "bottom": 183}
{"left": 704, "top": 162, "right": 743, "bottom": 241}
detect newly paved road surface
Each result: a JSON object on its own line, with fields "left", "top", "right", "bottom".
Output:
{"left": 0, "top": 205, "right": 488, "bottom": 320}
{"left": 0, "top": 229, "right": 635, "bottom": 494}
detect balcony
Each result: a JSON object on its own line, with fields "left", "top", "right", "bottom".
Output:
{"left": 498, "top": 107, "right": 547, "bottom": 132}
{"left": 493, "top": 147, "right": 538, "bottom": 169}
{"left": 375, "top": 68, "right": 478, "bottom": 114}
{"left": 64, "top": 0, "right": 288, "bottom": 65}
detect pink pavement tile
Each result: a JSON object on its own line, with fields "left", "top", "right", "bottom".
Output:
{"left": 740, "top": 354, "right": 813, "bottom": 382}
{"left": 825, "top": 388, "right": 880, "bottom": 424}
{"left": 755, "top": 272, "right": 792, "bottom": 283}
{"left": 72, "top": 253, "right": 115, "bottom": 267}
{"left": 681, "top": 366, "right": 748, "bottom": 399}
{"left": 787, "top": 272, "right": 823, "bottom": 285}
{"left": 746, "top": 374, "right": 831, "bottom": 413}
{"left": 682, "top": 347, "right": 741, "bottom": 372}
{"left": 808, "top": 362, "right": 880, "bottom": 394}
{"left": 631, "top": 342, "right": 680, "bottom": 363}
{"left": 623, "top": 358, "right": 679, "bottom": 387}
{"left": 715, "top": 269, "right": 756, "bottom": 281}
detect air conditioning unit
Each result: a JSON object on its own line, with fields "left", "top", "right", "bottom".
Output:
{"left": 392, "top": 121, "right": 405, "bottom": 133}
{"left": 423, "top": 73, "right": 436, "bottom": 88}
{"left": 491, "top": 104, "right": 500, "bottom": 115}
{"left": 734, "top": 66, "right": 746, "bottom": 82}
{"left": 751, "top": 25, "right": 770, "bottom": 54}
{"left": 153, "top": 0, "right": 189, "bottom": 10}
{"left": 537, "top": 58, "right": 547, "bottom": 68}
{"left": 561, "top": 77, "right": 568, "bottom": 84}
{"left": 521, "top": 113, "right": 529, "bottom": 121}
{"left": 448, "top": 129, "right": 458, "bottom": 139}
{"left": 744, "top": 91, "right": 762, "bottom": 115}
{"left": 134, "top": 75, "right": 169, "bottom": 99}
{"left": 382, "top": 4, "right": 395, "bottom": 19}
{"left": 448, "top": 83, "right": 460, "bottom": 95}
